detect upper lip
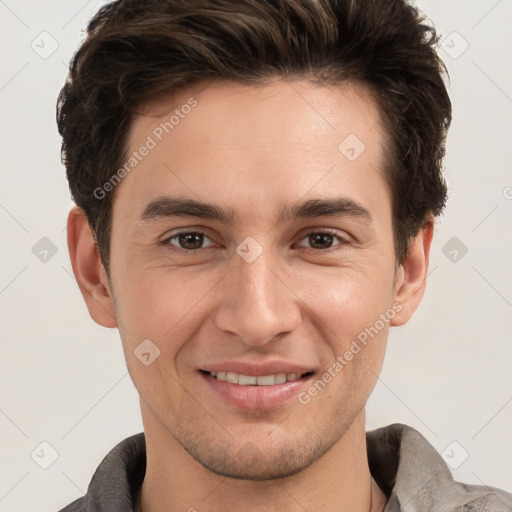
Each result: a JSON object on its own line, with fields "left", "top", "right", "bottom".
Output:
{"left": 200, "top": 360, "right": 314, "bottom": 377}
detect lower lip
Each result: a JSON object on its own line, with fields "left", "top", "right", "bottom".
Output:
{"left": 199, "top": 372, "right": 313, "bottom": 410}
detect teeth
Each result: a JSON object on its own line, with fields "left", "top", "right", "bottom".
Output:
{"left": 209, "top": 371, "right": 303, "bottom": 385}
{"left": 239, "top": 374, "right": 257, "bottom": 385}
{"left": 226, "top": 372, "right": 238, "bottom": 384}
{"left": 256, "top": 375, "right": 275, "bottom": 385}
{"left": 274, "top": 373, "right": 287, "bottom": 384}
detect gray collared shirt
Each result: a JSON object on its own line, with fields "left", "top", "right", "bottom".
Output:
{"left": 57, "top": 423, "right": 512, "bottom": 511}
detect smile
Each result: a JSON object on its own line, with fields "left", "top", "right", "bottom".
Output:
{"left": 199, "top": 367, "right": 315, "bottom": 410}
{"left": 207, "top": 370, "right": 308, "bottom": 385}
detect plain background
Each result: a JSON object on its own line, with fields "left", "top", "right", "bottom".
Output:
{"left": 0, "top": 1, "right": 511, "bottom": 510}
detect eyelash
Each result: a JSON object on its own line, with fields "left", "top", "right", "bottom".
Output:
{"left": 160, "top": 229, "right": 351, "bottom": 254}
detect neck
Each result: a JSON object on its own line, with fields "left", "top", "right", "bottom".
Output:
{"left": 137, "top": 402, "right": 387, "bottom": 512}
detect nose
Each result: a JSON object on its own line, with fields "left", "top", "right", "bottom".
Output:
{"left": 213, "top": 244, "right": 302, "bottom": 347}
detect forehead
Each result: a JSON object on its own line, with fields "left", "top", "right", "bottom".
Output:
{"left": 114, "top": 79, "right": 389, "bottom": 226}
{"left": 131, "top": 79, "right": 383, "bottom": 152}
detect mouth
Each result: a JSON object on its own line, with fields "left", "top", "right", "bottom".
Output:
{"left": 198, "top": 367, "right": 316, "bottom": 410}
{"left": 200, "top": 369, "right": 314, "bottom": 385}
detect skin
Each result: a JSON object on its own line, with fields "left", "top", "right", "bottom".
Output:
{"left": 68, "top": 79, "right": 433, "bottom": 512}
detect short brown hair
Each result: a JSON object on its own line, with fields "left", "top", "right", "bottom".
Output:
{"left": 57, "top": 0, "right": 451, "bottom": 276}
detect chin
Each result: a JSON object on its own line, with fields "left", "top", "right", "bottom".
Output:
{"left": 177, "top": 428, "right": 333, "bottom": 481}
{"left": 192, "top": 448, "right": 312, "bottom": 481}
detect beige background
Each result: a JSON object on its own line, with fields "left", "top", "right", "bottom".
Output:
{"left": 0, "top": 1, "right": 511, "bottom": 510}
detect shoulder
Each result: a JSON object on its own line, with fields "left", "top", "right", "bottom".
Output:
{"left": 441, "top": 481, "right": 512, "bottom": 512}
{"left": 55, "top": 496, "right": 86, "bottom": 512}
{"left": 367, "top": 423, "right": 512, "bottom": 512}
{"left": 54, "top": 432, "right": 146, "bottom": 512}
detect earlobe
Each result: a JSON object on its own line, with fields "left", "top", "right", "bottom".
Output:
{"left": 67, "top": 206, "right": 118, "bottom": 328}
{"left": 390, "top": 217, "right": 434, "bottom": 327}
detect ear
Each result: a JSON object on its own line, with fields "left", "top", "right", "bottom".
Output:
{"left": 390, "top": 216, "right": 434, "bottom": 326}
{"left": 67, "top": 206, "right": 118, "bottom": 328}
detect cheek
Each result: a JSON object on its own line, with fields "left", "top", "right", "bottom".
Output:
{"left": 303, "top": 285, "right": 390, "bottom": 410}
{"left": 296, "top": 263, "right": 393, "bottom": 392}
{"left": 113, "top": 265, "right": 218, "bottom": 354}
{"left": 112, "top": 268, "right": 207, "bottom": 414}
{"left": 300, "top": 261, "right": 395, "bottom": 337}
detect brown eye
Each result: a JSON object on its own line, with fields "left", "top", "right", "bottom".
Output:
{"left": 308, "top": 232, "right": 335, "bottom": 249}
{"left": 163, "top": 231, "right": 215, "bottom": 252}
{"left": 296, "top": 230, "right": 350, "bottom": 251}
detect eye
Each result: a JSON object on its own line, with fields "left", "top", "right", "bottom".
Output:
{"left": 160, "top": 228, "right": 351, "bottom": 254}
{"left": 295, "top": 230, "right": 350, "bottom": 251}
{"left": 162, "top": 231, "right": 216, "bottom": 252}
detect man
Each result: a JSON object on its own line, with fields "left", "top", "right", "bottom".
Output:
{"left": 56, "top": 0, "right": 512, "bottom": 511}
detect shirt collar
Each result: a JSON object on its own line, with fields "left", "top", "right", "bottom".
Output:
{"left": 82, "top": 423, "right": 512, "bottom": 511}
{"left": 367, "top": 423, "right": 512, "bottom": 512}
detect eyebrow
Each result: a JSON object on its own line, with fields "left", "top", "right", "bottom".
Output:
{"left": 138, "top": 196, "right": 372, "bottom": 225}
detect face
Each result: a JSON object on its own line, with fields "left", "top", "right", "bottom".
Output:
{"left": 73, "top": 79, "right": 429, "bottom": 480}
